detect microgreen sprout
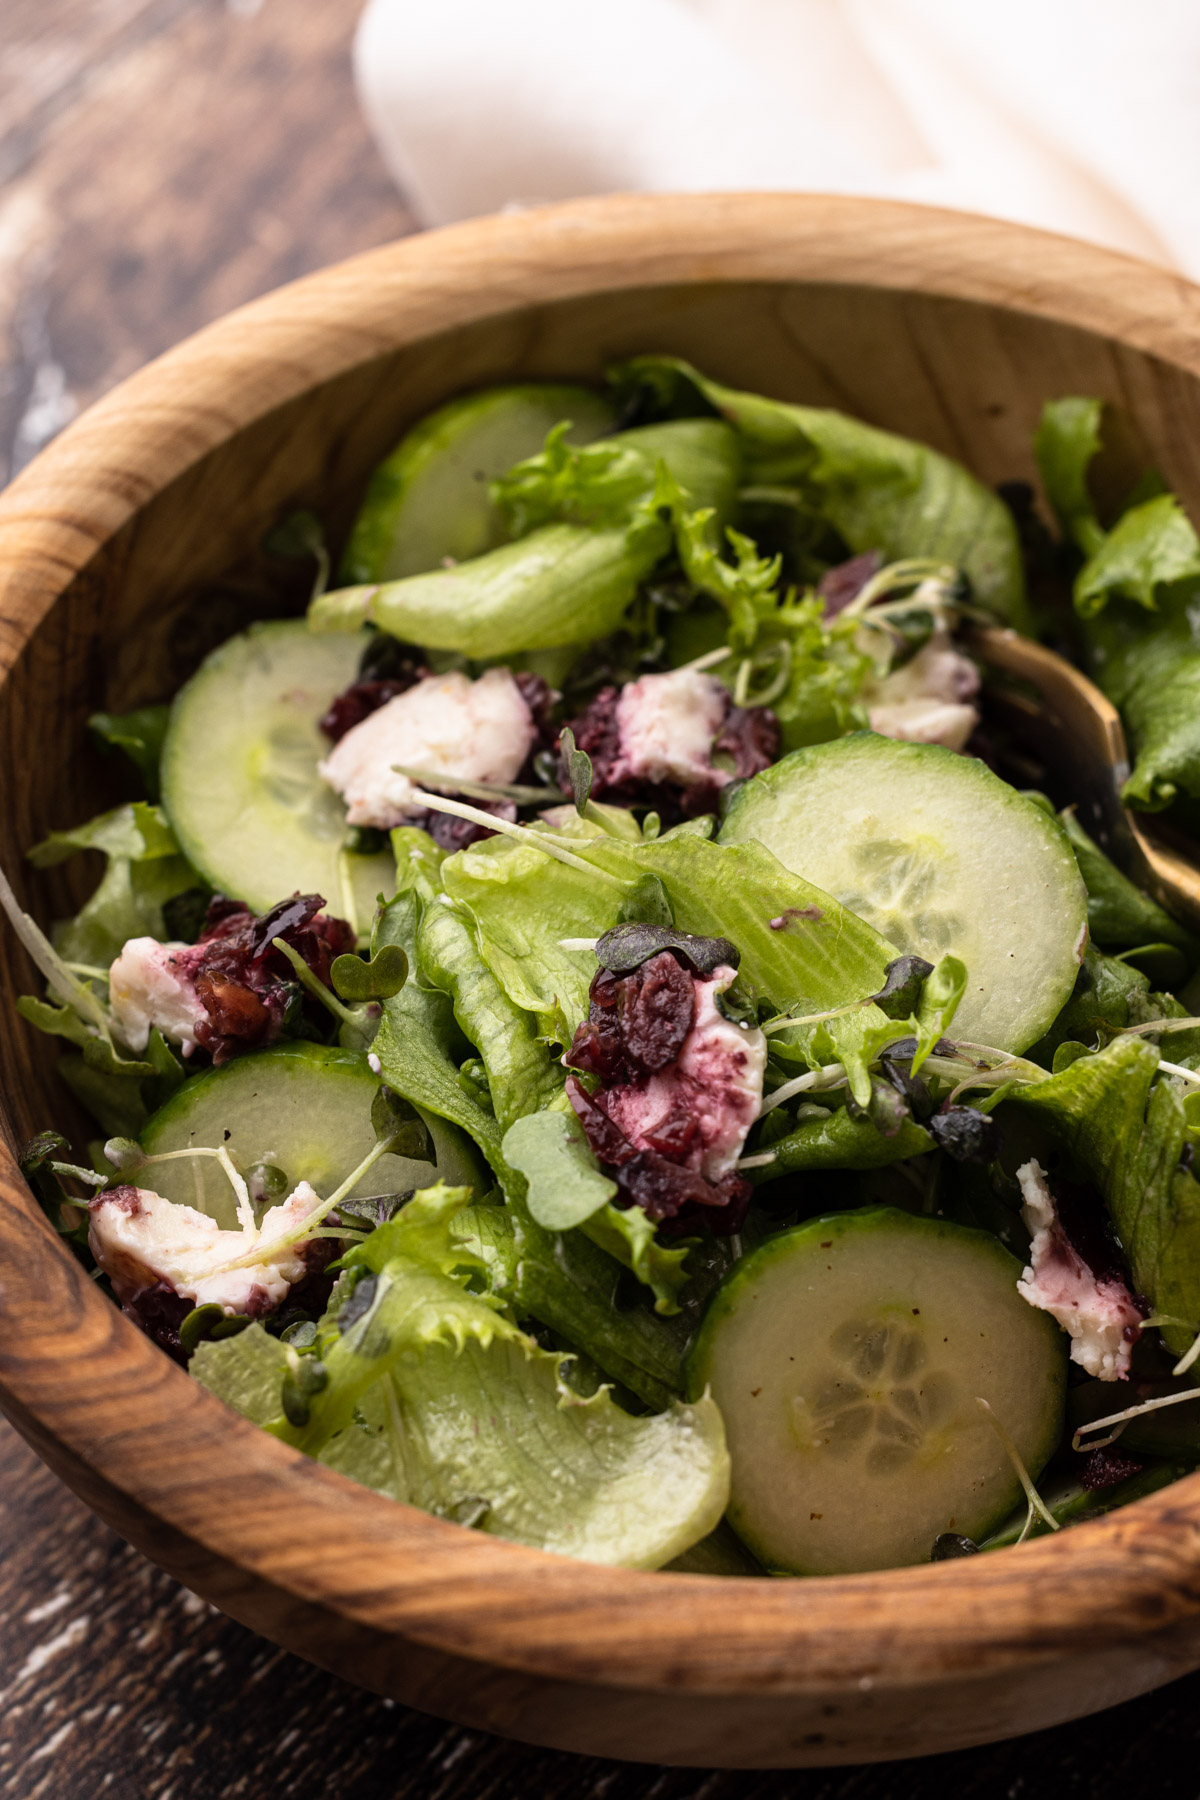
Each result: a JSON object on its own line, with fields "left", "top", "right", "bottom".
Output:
{"left": 1173, "top": 1326, "right": 1200, "bottom": 1380}
{"left": 1118, "top": 1016, "right": 1200, "bottom": 1038}
{"left": 757, "top": 1063, "right": 847, "bottom": 1118}
{"left": 761, "top": 999, "right": 868, "bottom": 1036}
{"left": 270, "top": 937, "right": 363, "bottom": 1026}
{"left": 406, "top": 790, "right": 630, "bottom": 886}
{"left": 677, "top": 644, "right": 734, "bottom": 674}
{"left": 839, "top": 558, "right": 960, "bottom": 620}
{"left": 558, "top": 726, "right": 594, "bottom": 815}
{"left": 104, "top": 1136, "right": 255, "bottom": 1230}
{"left": 1071, "top": 1385, "right": 1200, "bottom": 1454}
{"left": 390, "top": 765, "right": 567, "bottom": 806}
{"left": 1157, "top": 1059, "right": 1200, "bottom": 1088}
{"left": 0, "top": 858, "right": 111, "bottom": 1037}
{"left": 204, "top": 1095, "right": 423, "bottom": 1276}
{"left": 975, "top": 1397, "right": 1060, "bottom": 1542}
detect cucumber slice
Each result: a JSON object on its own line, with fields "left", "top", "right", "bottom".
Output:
{"left": 161, "top": 620, "right": 394, "bottom": 920}
{"left": 141, "top": 1041, "right": 486, "bottom": 1228}
{"left": 340, "top": 384, "right": 616, "bottom": 584}
{"left": 719, "top": 733, "right": 1087, "bottom": 1053}
{"left": 687, "top": 1208, "right": 1066, "bottom": 1575}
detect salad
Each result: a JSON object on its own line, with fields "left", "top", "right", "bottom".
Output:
{"left": 7, "top": 356, "right": 1200, "bottom": 1578}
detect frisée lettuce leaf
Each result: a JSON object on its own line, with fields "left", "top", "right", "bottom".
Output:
{"left": 1010, "top": 1035, "right": 1200, "bottom": 1354}
{"left": 1034, "top": 396, "right": 1200, "bottom": 810}
{"left": 612, "top": 355, "right": 1029, "bottom": 629}
{"left": 28, "top": 801, "right": 202, "bottom": 968}
{"left": 309, "top": 419, "right": 739, "bottom": 658}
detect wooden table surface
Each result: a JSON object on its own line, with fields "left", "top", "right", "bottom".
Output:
{"left": 3, "top": 3, "right": 1200, "bottom": 1793}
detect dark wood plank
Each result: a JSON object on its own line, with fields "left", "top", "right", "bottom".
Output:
{"left": 4, "top": 1408, "right": 1200, "bottom": 1797}
{"left": 0, "top": 0, "right": 414, "bottom": 486}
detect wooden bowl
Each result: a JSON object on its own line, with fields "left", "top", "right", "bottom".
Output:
{"left": 4, "top": 194, "right": 1200, "bottom": 1771}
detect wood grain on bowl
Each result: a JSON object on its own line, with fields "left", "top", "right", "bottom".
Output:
{"left": 4, "top": 194, "right": 1200, "bottom": 1768}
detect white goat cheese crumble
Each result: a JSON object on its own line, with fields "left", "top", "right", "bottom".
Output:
{"left": 862, "top": 628, "right": 981, "bottom": 753}
{"left": 610, "top": 668, "right": 730, "bottom": 789}
{"left": 602, "top": 966, "right": 767, "bottom": 1179}
{"left": 88, "top": 1180, "right": 321, "bottom": 1316}
{"left": 1015, "top": 1159, "right": 1142, "bottom": 1381}
{"left": 108, "top": 937, "right": 206, "bottom": 1055}
{"left": 319, "top": 667, "right": 536, "bottom": 828}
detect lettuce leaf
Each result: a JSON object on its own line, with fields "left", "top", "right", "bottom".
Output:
{"left": 196, "top": 1187, "right": 727, "bottom": 1567}
{"left": 89, "top": 705, "right": 171, "bottom": 801}
{"left": 389, "top": 1332, "right": 727, "bottom": 1568}
{"left": 1060, "top": 808, "right": 1197, "bottom": 957}
{"left": 441, "top": 827, "right": 897, "bottom": 1104}
{"left": 374, "top": 890, "right": 692, "bottom": 1382}
{"left": 613, "top": 356, "right": 1029, "bottom": 628}
{"left": 416, "top": 891, "right": 564, "bottom": 1132}
{"left": 755, "top": 1103, "right": 932, "bottom": 1179}
{"left": 310, "top": 419, "right": 739, "bottom": 658}
{"left": 1033, "top": 396, "right": 1200, "bottom": 811}
{"left": 28, "top": 801, "right": 201, "bottom": 967}
{"left": 1027, "top": 945, "right": 1152, "bottom": 1068}
{"left": 1010, "top": 1036, "right": 1200, "bottom": 1352}
{"left": 1031, "top": 396, "right": 1106, "bottom": 558}
{"left": 452, "top": 1200, "right": 688, "bottom": 1406}
{"left": 1086, "top": 597, "right": 1200, "bottom": 810}
{"left": 1076, "top": 495, "right": 1200, "bottom": 617}
{"left": 578, "top": 1201, "right": 692, "bottom": 1315}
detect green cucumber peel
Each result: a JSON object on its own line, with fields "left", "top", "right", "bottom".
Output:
{"left": 339, "top": 383, "right": 616, "bottom": 585}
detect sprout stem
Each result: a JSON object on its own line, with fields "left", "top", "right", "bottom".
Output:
{"left": 1071, "top": 1385, "right": 1200, "bottom": 1453}
{"left": 270, "top": 937, "right": 356, "bottom": 1026}
{"left": 677, "top": 644, "right": 733, "bottom": 674}
{"left": 209, "top": 1133, "right": 398, "bottom": 1274}
{"left": 408, "top": 790, "right": 628, "bottom": 886}
{"left": 976, "top": 1397, "right": 1060, "bottom": 1536}
{"left": 392, "top": 765, "right": 566, "bottom": 806}
{"left": 1174, "top": 1327, "right": 1200, "bottom": 1380}
{"left": 757, "top": 1064, "right": 846, "bottom": 1117}
{"left": 0, "top": 859, "right": 110, "bottom": 1035}
{"left": 1119, "top": 1016, "right": 1200, "bottom": 1038}
{"left": 1158, "top": 1059, "right": 1200, "bottom": 1087}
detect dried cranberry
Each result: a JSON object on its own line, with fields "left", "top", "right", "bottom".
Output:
{"left": 618, "top": 951, "right": 694, "bottom": 1074}
{"left": 564, "top": 989, "right": 626, "bottom": 1083}
{"left": 513, "top": 670, "right": 557, "bottom": 744}
{"left": 408, "top": 798, "right": 518, "bottom": 852}
{"left": 1078, "top": 1444, "right": 1144, "bottom": 1491}
{"left": 566, "top": 1076, "right": 637, "bottom": 1167}
{"left": 636, "top": 1108, "right": 699, "bottom": 1160}
{"left": 563, "top": 686, "right": 623, "bottom": 788}
{"left": 187, "top": 891, "right": 355, "bottom": 1063}
{"left": 194, "top": 972, "right": 273, "bottom": 1059}
{"left": 319, "top": 669, "right": 425, "bottom": 742}
{"left": 614, "top": 1155, "right": 751, "bottom": 1236}
{"left": 123, "top": 1281, "right": 193, "bottom": 1364}
{"left": 248, "top": 892, "right": 326, "bottom": 961}
{"left": 712, "top": 705, "right": 780, "bottom": 781}
{"left": 818, "top": 549, "right": 883, "bottom": 619}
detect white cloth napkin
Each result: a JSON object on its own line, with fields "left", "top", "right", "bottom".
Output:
{"left": 354, "top": 0, "right": 1200, "bottom": 276}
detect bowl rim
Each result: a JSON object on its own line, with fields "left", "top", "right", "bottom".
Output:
{"left": 4, "top": 191, "right": 1200, "bottom": 1698}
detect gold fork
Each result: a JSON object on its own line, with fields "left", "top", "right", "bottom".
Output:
{"left": 966, "top": 625, "right": 1200, "bottom": 928}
